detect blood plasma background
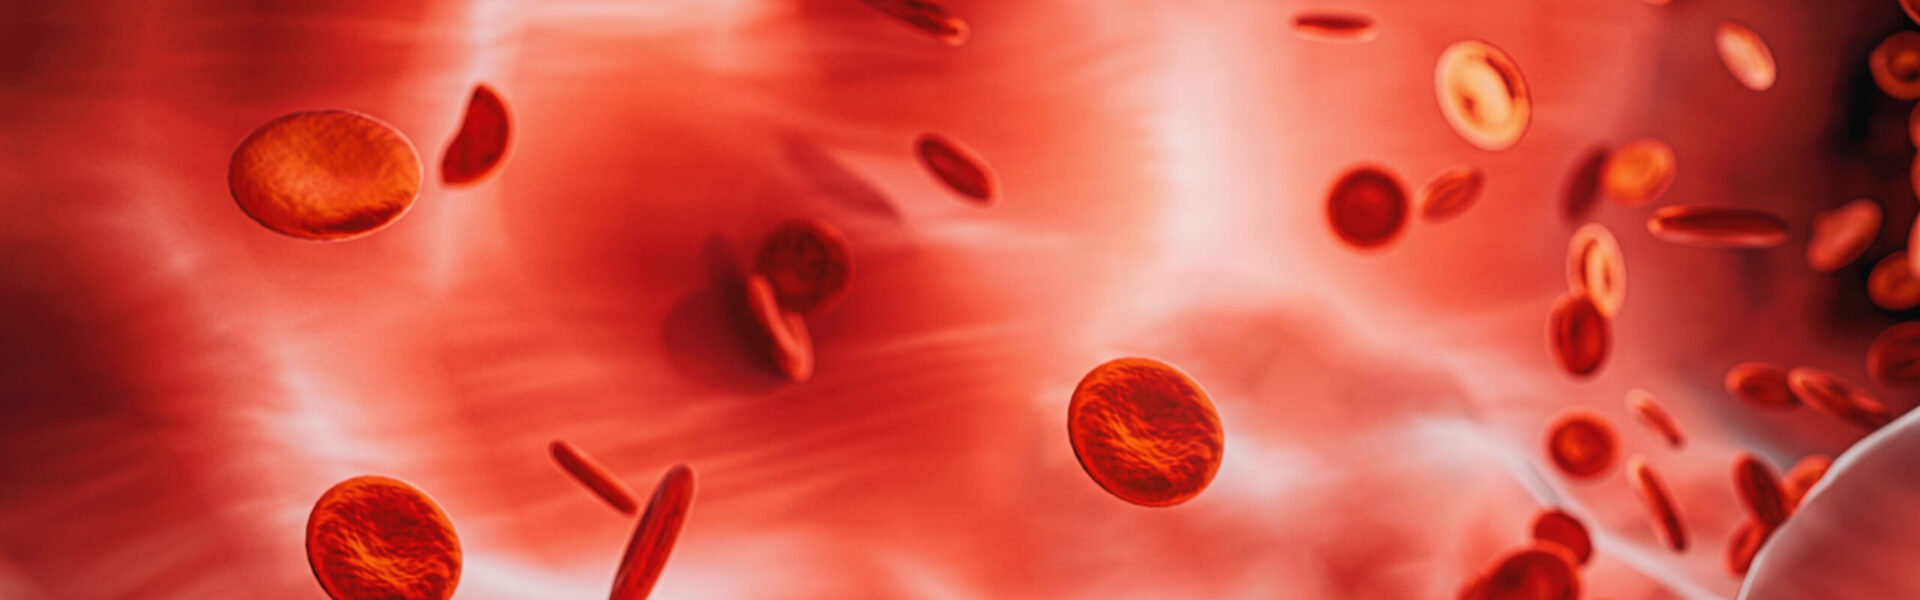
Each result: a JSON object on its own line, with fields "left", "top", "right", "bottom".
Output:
{"left": 2, "top": 1, "right": 1919, "bottom": 599}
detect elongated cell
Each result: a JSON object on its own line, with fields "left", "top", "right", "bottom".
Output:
{"left": 1871, "top": 32, "right": 1920, "bottom": 100}
{"left": 1545, "top": 409, "right": 1616, "bottom": 479}
{"left": 1434, "top": 40, "right": 1532, "bottom": 151}
{"left": 1715, "top": 21, "right": 1777, "bottom": 92}
{"left": 1626, "top": 389, "right": 1685, "bottom": 448}
{"left": 548, "top": 440, "right": 640, "bottom": 515}
{"left": 1548, "top": 294, "right": 1609, "bottom": 378}
{"left": 229, "top": 110, "right": 422, "bottom": 241}
{"left": 1868, "top": 252, "right": 1920, "bottom": 311}
{"left": 1805, "top": 199, "right": 1881, "bottom": 273}
{"left": 610, "top": 464, "right": 696, "bottom": 600}
{"left": 1786, "top": 367, "right": 1891, "bottom": 430}
{"left": 1867, "top": 322, "right": 1920, "bottom": 387}
{"left": 1480, "top": 544, "right": 1580, "bottom": 600}
{"left": 752, "top": 219, "right": 853, "bottom": 315}
{"left": 1781, "top": 454, "right": 1832, "bottom": 512}
{"left": 1732, "top": 452, "right": 1789, "bottom": 527}
{"left": 744, "top": 274, "right": 816, "bottom": 383}
{"left": 1530, "top": 509, "right": 1593, "bottom": 566}
{"left": 1417, "top": 164, "right": 1484, "bottom": 222}
{"left": 1626, "top": 456, "right": 1688, "bottom": 552}
{"left": 306, "top": 476, "right": 461, "bottom": 600}
{"left": 1566, "top": 224, "right": 1625, "bottom": 317}
{"left": 858, "top": 0, "right": 968, "bottom": 45}
{"left": 1726, "top": 519, "right": 1772, "bottom": 576}
{"left": 1646, "top": 206, "right": 1789, "bottom": 249}
{"left": 1725, "top": 362, "right": 1799, "bottom": 409}
{"left": 1066, "top": 357, "right": 1225, "bottom": 507}
{"left": 1561, "top": 146, "right": 1610, "bottom": 220}
{"left": 1289, "top": 10, "right": 1376, "bottom": 43}
{"left": 915, "top": 133, "right": 998, "bottom": 204}
{"left": 1598, "top": 139, "right": 1676, "bottom": 206}
{"left": 1326, "top": 166, "right": 1409, "bottom": 250}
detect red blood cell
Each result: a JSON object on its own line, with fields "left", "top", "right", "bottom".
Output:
{"left": 1547, "top": 294, "right": 1609, "bottom": 378}
{"left": 1434, "top": 40, "right": 1532, "bottom": 151}
{"left": 1868, "top": 252, "right": 1920, "bottom": 312}
{"left": 1871, "top": 32, "right": 1920, "bottom": 100}
{"left": 1626, "top": 456, "right": 1689, "bottom": 552}
{"left": 440, "top": 84, "right": 511, "bottom": 186}
{"left": 1805, "top": 199, "right": 1882, "bottom": 273}
{"left": 1417, "top": 164, "right": 1485, "bottom": 222}
{"left": 1781, "top": 454, "right": 1832, "bottom": 512}
{"left": 1786, "top": 367, "right": 1892, "bottom": 430}
{"left": 306, "top": 476, "right": 461, "bottom": 600}
{"left": 229, "top": 110, "right": 422, "bottom": 241}
{"left": 1566, "top": 224, "right": 1626, "bottom": 317}
{"left": 1715, "top": 21, "right": 1777, "bottom": 92}
{"left": 1908, "top": 0, "right": 1920, "bottom": 25}
{"left": 1457, "top": 575, "right": 1489, "bottom": 600}
{"left": 1866, "top": 322, "right": 1920, "bottom": 387}
{"left": 915, "top": 133, "right": 998, "bottom": 204}
{"left": 1481, "top": 544, "right": 1581, "bottom": 600}
{"left": 548, "top": 440, "right": 640, "bottom": 515}
{"left": 744, "top": 274, "right": 816, "bottom": 383}
{"left": 1598, "top": 139, "right": 1676, "bottom": 206}
{"left": 1289, "top": 10, "right": 1376, "bottom": 43}
{"left": 610, "top": 464, "right": 696, "bottom": 600}
{"left": 1646, "top": 206, "right": 1789, "bottom": 249}
{"left": 1530, "top": 509, "right": 1594, "bottom": 566}
{"left": 1561, "top": 146, "right": 1610, "bottom": 221}
{"left": 1326, "top": 166, "right": 1409, "bottom": 250}
{"left": 1725, "top": 518, "right": 1773, "bottom": 576}
{"left": 752, "top": 219, "right": 853, "bottom": 315}
{"left": 1626, "top": 389, "right": 1685, "bottom": 449}
{"left": 1545, "top": 409, "right": 1616, "bottom": 479}
{"left": 1732, "top": 452, "right": 1789, "bottom": 527}
{"left": 1724, "top": 362, "right": 1799, "bottom": 409}
{"left": 857, "top": 0, "right": 969, "bottom": 45}
{"left": 1066, "top": 357, "right": 1225, "bottom": 507}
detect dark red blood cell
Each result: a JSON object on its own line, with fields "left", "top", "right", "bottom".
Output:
{"left": 610, "top": 464, "right": 697, "bottom": 600}
{"left": 744, "top": 274, "right": 815, "bottom": 383}
{"left": 1871, "top": 31, "right": 1920, "bottom": 100}
{"left": 751, "top": 219, "right": 853, "bottom": 315}
{"left": 1545, "top": 409, "right": 1616, "bottom": 479}
{"left": 1626, "top": 389, "right": 1685, "bottom": 448}
{"left": 549, "top": 440, "right": 640, "bottom": 515}
{"left": 229, "top": 110, "right": 422, "bottom": 241}
{"left": 1530, "top": 509, "right": 1594, "bottom": 566}
{"left": 1781, "top": 454, "right": 1832, "bottom": 512}
{"left": 1326, "top": 165, "right": 1409, "bottom": 250}
{"left": 1548, "top": 294, "right": 1609, "bottom": 378}
{"left": 1732, "top": 452, "right": 1789, "bottom": 527}
{"left": 1726, "top": 518, "right": 1773, "bottom": 576}
{"left": 1787, "top": 367, "right": 1892, "bottom": 430}
{"left": 1627, "top": 456, "right": 1689, "bottom": 552}
{"left": 916, "top": 132, "right": 998, "bottom": 203}
{"left": 441, "top": 84, "right": 511, "bottom": 186}
{"left": 1067, "top": 357, "right": 1225, "bottom": 507}
{"left": 857, "top": 0, "right": 969, "bottom": 45}
{"left": 1724, "top": 362, "right": 1799, "bottom": 409}
{"left": 1646, "top": 206, "right": 1789, "bottom": 249}
{"left": 1867, "top": 322, "right": 1920, "bottom": 387}
{"left": 1482, "top": 545, "right": 1580, "bottom": 600}
{"left": 1417, "top": 164, "right": 1485, "bottom": 222}
{"left": 306, "top": 475, "right": 461, "bottom": 600}
{"left": 1289, "top": 10, "right": 1377, "bottom": 42}
{"left": 1868, "top": 251, "right": 1920, "bottom": 311}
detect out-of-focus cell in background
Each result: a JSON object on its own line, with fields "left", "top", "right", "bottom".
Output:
{"left": 305, "top": 476, "right": 461, "bottom": 600}
{"left": 1567, "top": 223, "right": 1626, "bottom": 317}
{"left": 1326, "top": 165, "right": 1410, "bottom": 250}
{"left": 1562, "top": 146, "right": 1611, "bottom": 220}
{"left": 1731, "top": 452, "right": 1789, "bottom": 527}
{"left": 1787, "top": 367, "right": 1892, "bottom": 430}
{"left": 1868, "top": 251, "right": 1920, "bottom": 312}
{"left": 1530, "top": 509, "right": 1594, "bottom": 566}
{"left": 1546, "top": 409, "right": 1616, "bottom": 479}
{"left": 548, "top": 440, "right": 640, "bottom": 515}
{"left": 1626, "top": 389, "right": 1685, "bottom": 448}
{"left": 1625, "top": 455, "right": 1688, "bottom": 552}
{"left": 1434, "top": 39, "right": 1532, "bottom": 151}
{"left": 228, "top": 110, "right": 422, "bottom": 241}
{"left": 1725, "top": 362, "right": 1800, "bottom": 410}
{"left": 1548, "top": 294, "right": 1610, "bottom": 378}
{"left": 744, "top": 274, "right": 816, "bottom": 383}
{"left": 1780, "top": 454, "right": 1832, "bottom": 512}
{"left": 857, "top": 0, "right": 969, "bottom": 45}
{"left": 1066, "top": 357, "right": 1225, "bottom": 508}
{"left": 1288, "top": 9, "right": 1377, "bottom": 43}
{"left": 440, "top": 84, "right": 511, "bottom": 186}
{"left": 752, "top": 219, "right": 853, "bottom": 315}
{"left": 1478, "top": 545, "right": 1580, "bottom": 600}
{"left": 1870, "top": 31, "right": 1920, "bottom": 100}
{"left": 1744, "top": 411, "right": 1920, "bottom": 599}
{"left": 1416, "top": 164, "right": 1484, "bottom": 222}
{"left": 610, "top": 464, "right": 696, "bottom": 600}
{"left": 1725, "top": 519, "right": 1770, "bottom": 576}
{"left": 1646, "top": 206, "right": 1790, "bottom": 249}
{"left": 1715, "top": 21, "right": 1778, "bottom": 92}
{"left": 915, "top": 132, "right": 999, "bottom": 205}
{"left": 1906, "top": 0, "right": 1920, "bottom": 25}
{"left": 1599, "top": 139, "right": 1676, "bottom": 206}
{"left": 1867, "top": 322, "right": 1920, "bottom": 387}
{"left": 1804, "top": 199, "right": 1881, "bottom": 273}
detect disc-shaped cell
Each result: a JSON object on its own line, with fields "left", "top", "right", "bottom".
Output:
{"left": 610, "top": 464, "right": 696, "bottom": 600}
{"left": 1805, "top": 199, "right": 1881, "bottom": 273}
{"left": 1547, "top": 294, "right": 1610, "bottom": 378}
{"left": 744, "top": 274, "right": 815, "bottom": 383}
{"left": 1715, "top": 21, "right": 1777, "bottom": 92}
{"left": 1481, "top": 545, "right": 1580, "bottom": 600}
{"left": 306, "top": 476, "right": 461, "bottom": 600}
{"left": 858, "top": 0, "right": 969, "bottom": 45}
{"left": 1416, "top": 164, "right": 1485, "bottom": 222}
{"left": 1725, "top": 362, "right": 1799, "bottom": 410}
{"left": 549, "top": 440, "right": 639, "bottom": 515}
{"left": 1732, "top": 452, "right": 1789, "bottom": 527}
{"left": 1726, "top": 518, "right": 1772, "bottom": 576}
{"left": 915, "top": 132, "right": 998, "bottom": 204}
{"left": 1530, "top": 509, "right": 1594, "bottom": 566}
{"left": 1869, "top": 252, "right": 1920, "bottom": 312}
{"left": 1787, "top": 367, "right": 1891, "bottom": 430}
{"left": 1434, "top": 40, "right": 1532, "bottom": 151}
{"left": 1545, "top": 409, "right": 1616, "bottom": 479}
{"left": 229, "top": 110, "right": 422, "bottom": 241}
{"left": 752, "top": 218, "right": 853, "bottom": 315}
{"left": 1626, "top": 389, "right": 1685, "bottom": 449}
{"left": 1626, "top": 456, "right": 1688, "bottom": 552}
{"left": 1066, "top": 357, "right": 1225, "bottom": 507}
{"left": 1289, "top": 10, "right": 1376, "bottom": 43}
{"left": 1566, "top": 224, "right": 1625, "bottom": 317}
{"left": 1871, "top": 32, "right": 1920, "bottom": 100}
{"left": 1599, "top": 139, "right": 1676, "bottom": 206}
{"left": 1867, "top": 322, "right": 1920, "bottom": 387}
{"left": 1326, "top": 166, "right": 1409, "bottom": 250}
{"left": 440, "top": 84, "right": 511, "bottom": 186}
{"left": 1781, "top": 454, "right": 1832, "bottom": 513}
{"left": 1646, "top": 206, "right": 1789, "bottom": 249}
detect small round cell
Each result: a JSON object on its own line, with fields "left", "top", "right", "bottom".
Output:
{"left": 1868, "top": 252, "right": 1920, "bottom": 312}
{"left": 1786, "top": 367, "right": 1892, "bottom": 430}
{"left": 1626, "top": 389, "right": 1685, "bottom": 449}
{"left": 1626, "top": 455, "right": 1688, "bottom": 552}
{"left": 1434, "top": 39, "right": 1532, "bottom": 151}
{"left": 1805, "top": 199, "right": 1881, "bottom": 273}
{"left": 1646, "top": 206, "right": 1788, "bottom": 249}
{"left": 1715, "top": 21, "right": 1777, "bottom": 92}
{"left": 1289, "top": 10, "right": 1376, "bottom": 43}
{"left": 1548, "top": 294, "right": 1610, "bottom": 378}
{"left": 1326, "top": 165, "right": 1409, "bottom": 250}
{"left": 752, "top": 218, "right": 854, "bottom": 315}
{"left": 1732, "top": 452, "right": 1789, "bottom": 527}
{"left": 610, "top": 464, "right": 696, "bottom": 600}
{"left": 1867, "top": 322, "right": 1920, "bottom": 387}
{"left": 1725, "top": 362, "right": 1799, "bottom": 409}
{"left": 1599, "top": 139, "right": 1676, "bottom": 206}
{"left": 1780, "top": 454, "right": 1832, "bottom": 512}
{"left": 858, "top": 0, "right": 969, "bottom": 45}
{"left": 1725, "top": 519, "right": 1772, "bottom": 576}
{"left": 1871, "top": 32, "right": 1920, "bottom": 100}
{"left": 1566, "top": 223, "right": 1626, "bottom": 317}
{"left": 1545, "top": 409, "right": 1616, "bottom": 479}
{"left": 1417, "top": 164, "right": 1485, "bottom": 222}
{"left": 1530, "top": 509, "right": 1594, "bottom": 566}
{"left": 229, "top": 110, "right": 422, "bottom": 241}
{"left": 1481, "top": 544, "right": 1580, "bottom": 600}
{"left": 1066, "top": 357, "right": 1225, "bottom": 507}
{"left": 549, "top": 440, "right": 640, "bottom": 515}
{"left": 440, "top": 84, "right": 511, "bottom": 186}
{"left": 744, "top": 274, "right": 816, "bottom": 384}
{"left": 916, "top": 132, "right": 998, "bottom": 203}
{"left": 306, "top": 475, "right": 461, "bottom": 600}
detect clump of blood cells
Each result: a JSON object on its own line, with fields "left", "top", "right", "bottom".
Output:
{"left": 1715, "top": 21, "right": 1778, "bottom": 92}
{"left": 1805, "top": 199, "right": 1882, "bottom": 273}
{"left": 858, "top": 0, "right": 969, "bottom": 46}
{"left": 1066, "top": 357, "right": 1225, "bottom": 507}
{"left": 1625, "top": 455, "right": 1688, "bottom": 552}
{"left": 916, "top": 132, "right": 999, "bottom": 204}
{"left": 1645, "top": 205, "right": 1789, "bottom": 249}
{"left": 1872, "top": 31, "right": 1920, "bottom": 100}
{"left": 752, "top": 218, "right": 854, "bottom": 315}
{"left": 1598, "top": 139, "right": 1676, "bottom": 207}
{"left": 1566, "top": 223, "right": 1626, "bottom": 317}
{"left": 1626, "top": 389, "right": 1685, "bottom": 449}
{"left": 306, "top": 476, "right": 462, "bottom": 600}
{"left": 1545, "top": 409, "right": 1616, "bottom": 478}
{"left": 610, "top": 464, "right": 697, "bottom": 600}
{"left": 1434, "top": 39, "right": 1532, "bottom": 151}
{"left": 440, "top": 83, "right": 512, "bottom": 186}
{"left": 1416, "top": 164, "right": 1485, "bottom": 222}
{"left": 1289, "top": 10, "right": 1377, "bottom": 43}
{"left": 1548, "top": 294, "right": 1610, "bottom": 378}
{"left": 1787, "top": 367, "right": 1892, "bottom": 430}
{"left": 1326, "top": 165, "right": 1410, "bottom": 250}
{"left": 549, "top": 440, "right": 641, "bottom": 515}
{"left": 229, "top": 110, "right": 422, "bottom": 241}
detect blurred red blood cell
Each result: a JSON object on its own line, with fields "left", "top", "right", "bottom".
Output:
{"left": 1781, "top": 454, "right": 1832, "bottom": 512}
{"left": 1289, "top": 10, "right": 1376, "bottom": 43}
{"left": 1732, "top": 452, "right": 1789, "bottom": 527}
{"left": 1626, "top": 455, "right": 1688, "bottom": 552}
{"left": 610, "top": 464, "right": 696, "bottom": 600}
{"left": 1805, "top": 199, "right": 1881, "bottom": 273}
{"left": 1598, "top": 139, "right": 1676, "bottom": 206}
{"left": 1067, "top": 357, "right": 1225, "bottom": 507}
{"left": 1545, "top": 409, "right": 1616, "bottom": 479}
{"left": 1482, "top": 544, "right": 1580, "bottom": 600}
{"left": 548, "top": 440, "right": 640, "bottom": 516}
{"left": 1715, "top": 21, "right": 1777, "bottom": 92}
{"left": 1725, "top": 518, "right": 1773, "bottom": 576}
{"left": 1325, "top": 165, "right": 1409, "bottom": 250}
{"left": 1547, "top": 294, "right": 1609, "bottom": 378}
{"left": 915, "top": 132, "right": 998, "bottom": 204}
{"left": 1725, "top": 362, "right": 1799, "bottom": 409}
{"left": 752, "top": 219, "right": 853, "bottom": 315}
{"left": 1416, "top": 164, "right": 1485, "bottom": 222}
{"left": 1787, "top": 367, "right": 1892, "bottom": 430}
{"left": 1646, "top": 206, "right": 1789, "bottom": 249}
{"left": 1867, "top": 322, "right": 1920, "bottom": 387}
{"left": 306, "top": 476, "right": 461, "bottom": 600}
{"left": 229, "top": 110, "right": 422, "bottom": 241}
{"left": 858, "top": 0, "right": 969, "bottom": 45}
{"left": 1561, "top": 146, "right": 1610, "bottom": 221}
{"left": 440, "top": 84, "right": 510, "bottom": 186}
{"left": 1626, "top": 389, "right": 1685, "bottom": 449}
{"left": 1869, "top": 251, "right": 1920, "bottom": 311}
{"left": 1907, "top": 0, "right": 1920, "bottom": 25}
{"left": 1871, "top": 32, "right": 1920, "bottom": 100}
{"left": 745, "top": 274, "right": 815, "bottom": 383}
{"left": 1434, "top": 40, "right": 1532, "bottom": 151}
{"left": 1530, "top": 509, "right": 1593, "bottom": 566}
{"left": 1566, "top": 224, "right": 1626, "bottom": 317}
{"left": 1457, "top": 575, "right": 1489, "bottom": 600}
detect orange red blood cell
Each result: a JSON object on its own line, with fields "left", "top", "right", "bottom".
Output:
{"left": 1548, "top": 294, "right": 1610, "bottom": 378}
{"left": 610, "top": 464, "right": 696, "bottom": 600}
{"left": 1786, "top": 367, "right": 1892, "bottom": 430}
{"left": 1726, "top": 519, "right": 1772, "bottom": 576}
{"left": 1434, "top": 40, "right": 1532, "bottom": 151}
{"left": 229, "top": 110, "right": 422, "bottom": 241}
{"left": 1326, "top": 166, "right": 1409, "bottom": 250}
{"left": 1545, "top": 409, "right": 1616, "bottom": 479}
{"left": 1869, "top": 251, "right": 1920, "bottom": 311}
{"left": 1781, "top": 454, "right": 1832, "bottom": 512}
{"left": 1725, "top": 362, "right": 1799, "bottom": 409}
{"left": 306, "top": 476, "right": 461, "bottom": 600}
{"left": 440, "top": 84, "right": 511, "bottom": 186}
{"left": 744, "top": 274, "right": 815, "bottom": 383}
{"left": 1626, "top": 389, "right": 1685, "bottom": 449}
{"left": 1480, "top": 544, "right": 1581, "bottom": 600}
{"left": 1732, "top": 452, "right": 1789, "bottom": 527}
{"left": 752, "top": 219, "right": 853, "bottom": 315}
{"left": 1530, "top": 509, "right": 1593, "bottom": 566}
{"left": 1566, "top": 224, "right": 1626, "bottom": 317}
{"left": 1646, "top": 206, "right": 1789, "bottom": 249}
{"left": 548, "top": 440, "right": 640, "bottom": 515}
{"left": 1871, "top": 32, "right": 1920, "bottom": 100}
{"left": 1416, "top": 164, "right": 1485, "bottom": 222}
{"left": 1626, "top": 456, "right": 1688, "bottom": 552}
{"left": 1805, "top": 199, "right": 1882, "bottom": 273}
{"left": 1867, "top": 322, "right": 1920, "bottom": 387}
{"left": 1715, "top": 21, "right": 1777, "bottom": 92}
{"left": 1066, "top": 357, "right": 1225, "bottom": 507}
{"left": 857, "top": 0, "right": 968, "bottom": 45}
{"left": 1599, "top": 139, "right": 1676, "bottom": 206}
{"left": 915, "top": 132, "right": 998, "bottom": 204}
{"left": 1289, "top": 10, "right": 1376, "bottom": 43}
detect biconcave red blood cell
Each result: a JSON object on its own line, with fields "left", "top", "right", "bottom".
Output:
{"left": 229, "top": 110, "right": 422, "bottom": 241}
{"left": 1731, "top": 452, "right": 1789, "bottom": 527}
{"left": 1781, "top": 454, "right": 1832, "bottom": 512}
{"left": 915, "top": 132, "right": 998, "bottom": 204}
{"left": 1289, "top": 10, "right": 1377, "bottom": 43}
{"left": 752, "top": 218, "right": 854, "bottom": 315}
{"left": 1325, "top": 165, "right": 1409, "bottom": 250}
{"left": 744, "top": 274, "right": 815, "bottom": 383}
{"left": 1646, "top": 206, "right": 1789, "bottom": 249}
{"left": 1867, "top": 322, "right": 1920, "bottom": 387}
{"left": 1598, "top": 139, "right": 1676, "bottom": 206}
{"left": 549, "top": 440, "right": 640, "bottom": 515}
{"left": 1066, "top": 357, "right": 1225, "bottom": 507}
{"left": 1715, "top": 21, "right": 1777, "bottom": 92}
{"left": 1545, "top": 409, "right": 1616, "bottom": 479}
{"left": 1805, "top": 199, "right": 1881, "bottom": 273}
{"left": 610, "top": 464, "right": 696, "bottom": 600}
{"left": 1530, "top": 509, "right": 1593, "bottom": 566}
{"left": 440, "top": 83, "right": 511, "bottom": 186}
{"left": 1724, "top": 362, "right": 1799, "bottom": 409}
{"left": 1626, "top": 456, "right": 1688, "bottom": 552}
{"left": 306, "top": 476, "right": 461, "bottom": 600}
{"left": 1416, "top": 164, "right": 1485, "bottom": 222}
{"left": 1548, "top": 294, "right": 1610, "bottom": 378}
{"left": 1626, "top": 389, "right": 1685, "bottom": 449}
{"left": 1786, "top": 367, "right": 1891, "bottom": 430}
{"left": 1567, "top": 224, "right": 1626, "bottom": 317}
{"left": 1725, "top": 518, "right": 1772, "bottom": 576}
{"left": 1868, "top": 251, "right": 1920, "bottom": 311}
{"left": 1434, "top": 39, "right": 1532, "bottom": 151}
{"left": 1480, "top": 544, "right": 1580, "bottom": 600}
{"left": 1871, "top": 31, "right": 1920, "bottom": 100}
{"left": 858, "top": 0, "right": 969, "bottom": 45}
